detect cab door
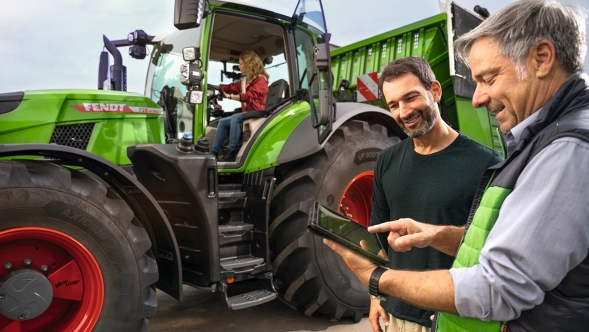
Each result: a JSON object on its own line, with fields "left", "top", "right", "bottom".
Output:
{"left": 291, "top": 0, "right": 334, "bottom": 143}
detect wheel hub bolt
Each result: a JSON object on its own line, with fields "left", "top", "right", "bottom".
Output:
{"left": 0, "top": 293, "right": 5, "bottom": 299}
{"left": 18, "top": 314, "right": 26, "bottom": 320}
{"left": 4, "top": 262, "right": 12, "bottom": 270}
{"left": 24, "top": 258, "right": 32, "bottom": 266}
{"left": 347, "top": 213, "right": 353, "bottom": 218}
{"left": 40, "top": 265, "right": 49, "bottom": 272}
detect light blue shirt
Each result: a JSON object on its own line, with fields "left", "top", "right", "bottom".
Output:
{"left": 503, "top": 111, "right": 540, "bottom": 156}
{"left": 449, "top": 112, "right": 589, "bottom": 321}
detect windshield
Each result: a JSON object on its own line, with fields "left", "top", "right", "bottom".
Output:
{"left": 145, "top": 27, "right": 201, "bottom": 138}
{"left": 146, "top": 28, "right": 201, "bottom": 100}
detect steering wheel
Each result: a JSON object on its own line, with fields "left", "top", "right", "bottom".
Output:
{"left": 207, "top": 84, "right": 225, "bottom": 117}
{"left": 208, "top": 84, "right": 224, "bottom": 100}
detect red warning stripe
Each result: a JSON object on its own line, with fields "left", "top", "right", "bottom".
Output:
{"left": 368, "top": 72, "right": 378, "bottom": 83}
{"left": 357, "top": 76, "right": 378, "bottom": 101}
{"left": 357, "top": 72, "right": 381, "bottom": 101}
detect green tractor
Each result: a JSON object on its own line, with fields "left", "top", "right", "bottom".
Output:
{"left": 0, "top": 0, "right": 494, "bottom": 330}
{"left": 0, "top": 0, "right": 400, "bottom": 330}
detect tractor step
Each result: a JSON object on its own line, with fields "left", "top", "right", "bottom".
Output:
{"left": 226, "top": 289, "right": 277, "bottom": 310}
{"left": 218, "top": 222, "right": 254, "bottom": 234}
{"left": 218, "top": 191, "right": 247, "bottom": 199}
{"left": 220, "top": 256, "right": 264, "bottom": 271}
{"left": 218, "top": 223, "right": 254, "bottom": 245}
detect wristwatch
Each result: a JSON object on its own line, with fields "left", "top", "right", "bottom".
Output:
{"left": 369, "top": 266, "right": 388, "bottom": 301}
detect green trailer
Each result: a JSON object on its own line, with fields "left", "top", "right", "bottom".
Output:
{"left": 331, "top": 2, "right": 502, "bottom": 152}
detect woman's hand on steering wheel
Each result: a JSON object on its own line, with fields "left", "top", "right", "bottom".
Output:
{"left": 207, "top": 84, "right": 224, "bottom": 100}
{"left": 207, "top": 84, "right": 225, "bottom": 117}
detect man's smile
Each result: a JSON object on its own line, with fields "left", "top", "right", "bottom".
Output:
{"left": 403, "top": 113, "right": 422, "bottom": 128}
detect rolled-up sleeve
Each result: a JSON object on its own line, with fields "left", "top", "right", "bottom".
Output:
{"left": 450, "top": 137, "right": 589, "bottom": 321}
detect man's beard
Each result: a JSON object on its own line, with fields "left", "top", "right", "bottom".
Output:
{"left": 399, "top": 104, "right": 438, "bottom": 138}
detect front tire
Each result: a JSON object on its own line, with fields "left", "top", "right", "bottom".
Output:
{"left": 269, "top": 120, "right": 399, "bottom": 321}
{"left": 0, "top": 160, "right": 158, "bottom": 331}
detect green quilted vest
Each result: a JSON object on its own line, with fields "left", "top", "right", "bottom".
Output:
{"left": 434, "top": 78, "right": 589, "bottom": 331}
{"left": 435, "top": 186, "right": 511, "bottom": 332}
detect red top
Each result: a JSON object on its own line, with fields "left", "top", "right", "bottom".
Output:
{"left": 219, "top": 76, "right": 269, "bottom": 112}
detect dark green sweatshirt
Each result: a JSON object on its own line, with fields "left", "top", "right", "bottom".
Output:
{"left": 370, "top": 133, "right": 502, "bottom": 327}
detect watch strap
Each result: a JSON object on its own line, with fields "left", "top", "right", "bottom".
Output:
{"left": 368, "top": 266, "right": 388, "bottom": 298}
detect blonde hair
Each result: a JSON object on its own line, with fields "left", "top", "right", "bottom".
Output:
{"left": 240, "top": 51, "right": 269, "bottom": 82}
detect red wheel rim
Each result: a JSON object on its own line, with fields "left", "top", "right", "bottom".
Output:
{"left": 339, "top": 171, "right": 374, "bottom": 227}
{"left": 0, "top": 227, "right": 104, "bottom": 332}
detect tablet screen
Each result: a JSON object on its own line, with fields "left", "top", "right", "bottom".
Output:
{"left": 309, "top": 202, "right": 389, "bottom": 265}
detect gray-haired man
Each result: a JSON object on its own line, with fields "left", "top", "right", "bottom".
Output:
{"left": 325, "top": 0, "right": 589, "bottom": 331}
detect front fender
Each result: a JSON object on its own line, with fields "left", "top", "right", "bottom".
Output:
{"left": 277, "top": 102, "right": 405, "bottom": 164}
{"left": 0, "top": 144, "right": 183, "bottom": 302}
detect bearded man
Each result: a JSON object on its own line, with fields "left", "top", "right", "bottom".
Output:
{"left": 368, "top": 56, "right": 502, "bottom": 332}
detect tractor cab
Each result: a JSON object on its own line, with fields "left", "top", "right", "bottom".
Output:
{"left": 145, "top": 0, "right": 334, "bottom": 166}
{"left": 146, "top": 8, "right": 291, "bottom": 156}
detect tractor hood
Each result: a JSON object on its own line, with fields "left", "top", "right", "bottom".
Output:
{"left": 0, "top": 89, "right": 165, "bottom": 165}
{"left": 0, "top": 90, "right": 162, "bottom": 133}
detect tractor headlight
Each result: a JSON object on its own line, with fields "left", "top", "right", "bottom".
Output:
{"left": 186, "top": 90, "right": 203, "bottom": 104}
{"left": 182, "top": 47, "right": 200, "bottom": 62}
{"left": 179, "top": 63, "right": 202, "bottom": 86}
{"left": 128, "top": 29, "right": 148, "bottom": 44}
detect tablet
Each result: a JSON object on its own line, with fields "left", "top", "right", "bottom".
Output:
{"left": 307, "top": 201, "right": 389, "bottom": 266}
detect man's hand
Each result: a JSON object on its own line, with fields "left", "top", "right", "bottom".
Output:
{"left": 368, "top": 219, "right": 464, "bottom": 256}
{"left": 323, "top": 239, "right": 376, "bottom": 286}
{"left": 369, "top": 218, "right": 436, "bottom": 252}
{"left": 369, "top": 297, "right": 389, "bottom": 332}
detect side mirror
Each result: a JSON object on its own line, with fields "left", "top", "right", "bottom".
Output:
{"left": 313, "top": 43, "right": 332, "bottom": 127}
{"left": 174, "top": 0, "right": 206, "bottom": 30}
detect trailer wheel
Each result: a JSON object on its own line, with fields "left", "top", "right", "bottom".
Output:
{"left": 269, "top": 120, "right": 399, "bottom": 321}
{"left": 0, "top": 160, "right": 157, "bottom": 332}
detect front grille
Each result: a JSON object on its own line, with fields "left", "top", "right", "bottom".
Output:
{"left": 49, "top": 123, "right": 94, "bottom": 150}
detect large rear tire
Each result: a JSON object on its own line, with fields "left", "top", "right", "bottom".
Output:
{"left": 269, "top": 120, "right": 399, "bottom": 321}
{"left": 0, "top": 160, "right": 158, "bottom": 332}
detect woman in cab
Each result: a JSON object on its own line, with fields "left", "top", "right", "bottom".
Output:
{"left": 212, "top": 51, "right": 269, "bottom": 162}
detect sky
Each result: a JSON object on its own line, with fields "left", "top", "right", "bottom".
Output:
{"left": 1, "top": 0, "right": 588, "bottom": 94}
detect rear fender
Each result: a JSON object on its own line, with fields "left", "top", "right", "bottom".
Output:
{"left": 0, "top": 144, "right": 183, "bottom": 302}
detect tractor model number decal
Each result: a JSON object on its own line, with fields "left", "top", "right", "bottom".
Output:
{"left": 72, "top": 103, "right": 163, "bottom": 115}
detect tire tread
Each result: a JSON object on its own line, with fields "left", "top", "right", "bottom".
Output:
{"left": 0, "top": 160, "right": 157, "bottom": 330}
{"left": 270, "top": 121, "right": 399, "bottom": 321}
